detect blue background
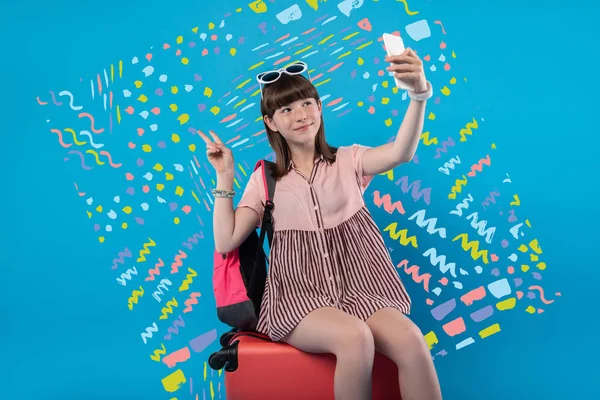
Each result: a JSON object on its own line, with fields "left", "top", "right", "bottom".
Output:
{"left": 2, "top": 0, "right": 598, "bottom": 399}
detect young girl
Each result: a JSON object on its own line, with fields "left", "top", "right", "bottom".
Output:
{"left": 200, "top": 49, "right": 442, "bottom": 400}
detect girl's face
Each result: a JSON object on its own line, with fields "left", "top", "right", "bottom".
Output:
{"left": 264, "top": 97, "right": 322, "bottom": 147}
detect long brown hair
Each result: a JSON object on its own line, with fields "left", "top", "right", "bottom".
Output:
{"left": 259, "top": 73, "right": 337, "bottom": 179}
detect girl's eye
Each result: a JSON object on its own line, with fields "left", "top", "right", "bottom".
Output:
{"left": 304, "top": 101, "right": 312, "bottom": 106}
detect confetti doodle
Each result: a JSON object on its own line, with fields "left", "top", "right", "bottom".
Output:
{"left": 183, "top": 292, "right": 201, "bottom": 313}
{"left": 150, "top": 343, "right": 167, "bottom": 361}
{"left": 433, "top": 137, "right": 456, "bottom": 159}
{"left": 137, "top": 238, "right": 156, "bottom": 262}
{"left": 164, "top": 315, "right": 186, "bottom": 341}
{"left": 481, "top": 188, "right": 501, "bottom": 210}
{"left": 110, "top": 248, "right": 133, "bottom": 271}
{"left": 145, "top": 258, "right": 165, "bottom": 281}
{"left": 408, "top": 209, "right": 447, "bottom": 238}
{"left": 465, "top": 212, "right": 496, "bottom": 244}
{"left": 459, "top": 118, "right": 479, "bottom": 142}
{"left": 77, "top": 112, "right": 104, "bottom": 134}
{"left": 178, "top": 268, "right": 197, "bottom": 291}
{"left": 163, "top": 347, "right": 192, "bottom": 368}
{"left": 394, "top": 175, "right": 432, "bottom": 205}
{"left": 449, "top": 194, "right": 474, "bottom": 217}
{"left": 384, "top": 223, "right": 418, "bottom": 248}
{"left": 153, "top": 279, "right": 173, "bottom": 302}
{"left": 67, "top": 150, "right": 92, "bottom": 170}
{"left": 159, "top": 297, "right": 179, "bottom": 320}
{"left": 49, "top": 90, "right": 63, "bottom": 106}
{"left": 528, "top": 285, "right": 555, "bottom": 304}
{"left": 58, "top": 90, "right": 83, "bottom": 110}
{"left": 141, "top": 322, "right": 158, "bottom": 344}
{"left": 371, "top": 190, "right": 406, "bottom": 215}
{"left": 423, "top": 247, "right": 458, "bottom": 278}
{"left": 161, "top": 369, "right": 187, "bottom": 393}
{"left": 128, "top": 286, "right": 145, "bottom": 310}
{"left": 181, "top": 231, "right": 205, "bottom": 250}
{"left": 116, "top": 267, "right": 138, "bottom": 286}
{"left": 452, "top": 233, "right": 490, "bottom": 264}
{"left": 467, "top": 155, "right": 491, "bottom": 177}
{"left": 170, "top": 250, "right": 188, "bottom": 274}
{"left": 438, "top": 156, "right": 461, "bottom": 175}
{"left": 397, "top": 259, "right": 430, "bottom": 291}
{"left": 448, "top": 175, "right": 468, "bottom": 200}
{"left": 50, "top": 129, "right": 72, "bottom": 148}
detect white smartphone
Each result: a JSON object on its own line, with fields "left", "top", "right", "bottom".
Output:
{"left": 382, "top": 33, "right": 414, "bottom": 91}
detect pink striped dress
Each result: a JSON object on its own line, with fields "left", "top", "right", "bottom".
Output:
{"left": 237, "top": 144, "right": 412, "bottom": 342}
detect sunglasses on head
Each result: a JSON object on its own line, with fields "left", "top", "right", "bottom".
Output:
{"left": 256, "top": 61, "right": 311, "bottom": 99}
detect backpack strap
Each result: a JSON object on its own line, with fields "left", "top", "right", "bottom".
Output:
{"left": 248, "top": 160, "right": 277, "bottom": 301}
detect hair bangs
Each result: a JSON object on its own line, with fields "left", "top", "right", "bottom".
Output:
{"left": 260, "top": 74, "right": 319, "bottom": 117}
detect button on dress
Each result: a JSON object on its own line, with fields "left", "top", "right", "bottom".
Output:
{"left": 237, "top": 144, "right": 411, "bottom": 342}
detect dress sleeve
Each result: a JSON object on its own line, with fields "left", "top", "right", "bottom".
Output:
{"left": 349, "top": 144, "right": 375, "bottom": 192}
{"left": 236, "top": 166, "right": 266, "bottom": 228}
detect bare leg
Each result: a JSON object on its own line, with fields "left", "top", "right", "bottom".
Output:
{"left": 366, "top": 307, "right": 442, "bottom": 400}
{"left": 282, "top": 307, "right": 375, "bottom": 400}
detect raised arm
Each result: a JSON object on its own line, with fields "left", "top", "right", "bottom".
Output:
{"left": 362, "top": 47, "right": 431, "bottom": 176}
{"left": 198, "top": 130, "right": 260, "bottom": 254}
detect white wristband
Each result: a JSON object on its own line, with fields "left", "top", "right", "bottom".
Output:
{"left": 408, "top": 81, "right": 433, "bottom": 102}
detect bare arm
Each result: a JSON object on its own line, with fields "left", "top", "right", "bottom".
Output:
{"left": 213, "top": 172, "right": 260, "bottom": 254}
{"left": 361, "top": 98, "right": 426, "bottom": 176}
{"left": 362, "top": 48, "right": 429, "bottom": 176}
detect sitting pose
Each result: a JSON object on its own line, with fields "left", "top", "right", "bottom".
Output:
{"left": 201, "top": 49, "right": 442, "bottom": 400}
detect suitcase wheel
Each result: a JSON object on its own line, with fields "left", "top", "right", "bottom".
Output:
{"left": 220, "top": 328, "right": 239, "bottom": 347}
{"left": 208, "top": 341, "right": 240, "bottom": 372}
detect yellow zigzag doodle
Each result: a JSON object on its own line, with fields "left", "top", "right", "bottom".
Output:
{"left": 420, "top": 131, "right": 438, "bottom": 146}
{"left": 510, "top": 194, "right": 521, "bottom": 206}
{"left": 150, "top": 343, "right": 167, "bottom": 361}
{"left": 137, "top": 237, "right": 156, "bottom": 262}
{"left": 383, "top": 222, "right": 418, "bottom": 248}
{"left": 178, "top": 268, "right": 198, "bottom": 292}
{"left": 160, "top": 297, "right": 178, "bottom": 320}
{"left": 448, "top": 174, "right": 468, "bottom": 200}
{"left": 452, "top": 233, "right": 489, "bottom": 264}
{"left": 128, "top": 286, "right": 144, "bottom": 310}
{"left": 459, "top": 118, "right": 479, "bottom": 142}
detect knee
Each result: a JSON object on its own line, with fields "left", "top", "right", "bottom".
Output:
{"left": 334, "top": 322, "right": 375, "bottom": 360}
{"left": 394, "top": 323, "right": 431, "bottom": 368}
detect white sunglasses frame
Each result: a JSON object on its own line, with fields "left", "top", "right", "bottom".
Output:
{"left": 256, "top": 61, "right": 312, "bottom": 99}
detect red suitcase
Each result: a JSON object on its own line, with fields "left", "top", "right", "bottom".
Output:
{"left": 209, "top": 330, "right": 402, "bottom": 400}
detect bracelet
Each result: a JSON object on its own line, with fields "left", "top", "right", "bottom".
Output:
{"left": 212, "top": 189, "right": 235, "bottom": 198}
{"left": 408, "top": 80, "right": 433, "bottom": 102}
